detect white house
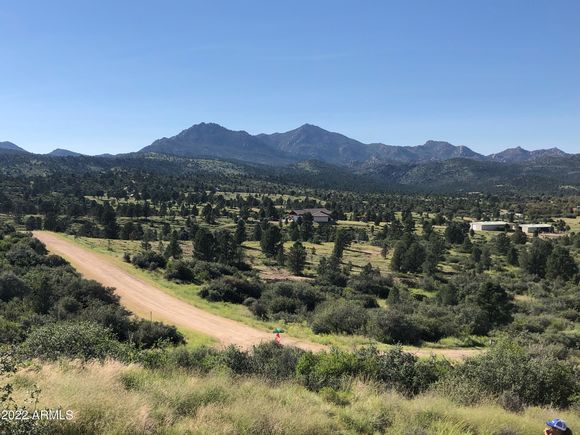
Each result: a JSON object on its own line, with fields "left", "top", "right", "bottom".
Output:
{"left": 519, "top": 224, "right": 553, "bottom": 234}
{"left": 470, "top": 221, "right": 510, "bottom": 232}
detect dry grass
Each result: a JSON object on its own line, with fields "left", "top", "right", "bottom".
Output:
{"left": 10, "top": 360, "right": 580, "bottom": 434}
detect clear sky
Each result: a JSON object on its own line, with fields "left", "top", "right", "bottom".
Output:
{"left": 1, "top": 0, "right": 579, "bottom": 155}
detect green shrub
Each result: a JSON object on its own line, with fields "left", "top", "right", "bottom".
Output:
{"left": 19, "top": 321, "right": 128, "bottom": 361}
{"left": 296, "top": 348, "right": 359, "bottom": 391}
{"left": 249, "top": 341, "right": 304, "bottom": 381}
{"left": 258, "top": 282, "right": 324, "bottom": 319}
{"left": 131, "top": 251, "right": 166, "bottom": 270}
{"left": 131, "top": 320, "right": 185, "bottom": 348}
{"left": 310, "top": 300, "right": 367, "bottom": 335}
{"left": 438, "top": 339, "right": 578, "bottom": 407}
{"left": 199, "top": 277, "right": 262, "bottom": 303}
{"left": 164, "top": 260, "right": 195, "bottom": 282}
{"left": 365, "top": 308, "right": 422, "bottom": 345}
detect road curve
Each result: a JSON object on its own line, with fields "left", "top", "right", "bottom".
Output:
{"left": 33, "top": 231, "right": 323, "bottom": 351}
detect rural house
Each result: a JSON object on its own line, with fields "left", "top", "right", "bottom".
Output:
{"left": 287, "top": 208, "right": 334, "bottom": 223}
{"left": 519, "top": 224, "right": 553, "bottom": 234}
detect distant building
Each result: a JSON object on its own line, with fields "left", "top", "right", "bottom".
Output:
{"left": 287, "top": 208, "right": 334, "bottom": 223}
{"left": 519, "top": 224, "right": 553, "bottom": 234}
{"left": 470, "top": 221, "right": 510, "bottom": 232}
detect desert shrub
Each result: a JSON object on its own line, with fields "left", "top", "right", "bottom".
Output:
{"left": 348, "top": 264, "right": 394, "bottom": 298}
{"left": 168, "top": 342, "right": 300, "bottom": 379}
{"left": 220, "top": 344, "right": 252, "bottom": 374}
{"left": 354, "top": 346, "right": 451, "bottom": 396}
{"left": 199, "top": 276, "right": 262, "bottom": 303}
{"left": 5, "top": 244, "right": 44, "bottom": 267}
{"left": 169, "top": 346, "right": 222, "bottom": 373}
{"left": 365, "top": 308, "right": 423, "bottom": 345}
{"left": 0, "top": 221, "right": 16, "bottom": 237}
{"left": 131, "top": 250, "right": 167, "bottom": 270}
{"left": 344, "top": 293, "right": 379, "bottom": 308}
{"left": 77, "top": 303, "right": 133, "bottom": 339}
{"left": 192, "top": 260, "right": 237, "bottom": 281}
{"left": 296, "top": 348, "right": 360, "bottom": 391}
{"left": 0, "top": 317, "right": 25, "bottom": 343}
{"left": 258, "top": 282, "right": 324, "bottom": 319}
{"left": 131, "top": 320, "right": 185, "bottom": 348}
{"left": 19, "top": 321, "right": 128, "bottom": 360}
{"left": 244, "top": 297, "right": 268, "bottom": 319}
{"left": 310, "top": 300, "right": 368, "bottom": 335}
{"left": 411, "top": 303, "right": 461, "bottom": 342}
{"left": 249, "top": 341, "right": 304, "bottom": 381}
{"left": 43, "top": 254, "right": 68, "bottom": 268}
{"left": 0, "top": 272, "right": 31, "bottom": 301}
{"left": 164, "top": 260, "right": 195, "bottom": 282}
{"left": 438, "top": 340, "right": 578, "bottom": 407}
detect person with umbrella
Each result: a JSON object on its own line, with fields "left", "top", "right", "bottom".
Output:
{"left": 273, "top": 327, "right": 284, "bottom": 343}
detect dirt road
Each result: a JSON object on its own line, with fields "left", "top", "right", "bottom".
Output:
{"left": 34, "top": 231, "right": 481, "bottom": 359}
{"left": 34, "top": 231, "right": 323, "bottom": 351}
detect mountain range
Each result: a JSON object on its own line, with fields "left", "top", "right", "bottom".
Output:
{"left": 2, "top": 122, "right": 575, "bottom": 166}
{"left": 138, "top": 122, "right": 574, "bottom": 166}
{"left": 1, "top": 123, "right": 578, "bottom": 193}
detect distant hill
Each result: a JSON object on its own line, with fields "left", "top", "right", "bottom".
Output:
{"left": 488, "top": 146, "right": 569, "bottom": 163}
{"left": 358, "top": 154, "right": 580, "bottom": 193}
{"left": 1, "top": 150, "right": 578, "bottom": 194}
{"left": 369, "top": 140, "right": 484, "bottom": 163}
{"left": 47, "top": 148, "right": 83, "bottom": 157}
{"left": 0, "top": 141, "right": 28, "bottom": 153}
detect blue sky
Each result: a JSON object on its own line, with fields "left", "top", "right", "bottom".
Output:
{"left": 1, "top": 0, "right": 579, "bottom": 155}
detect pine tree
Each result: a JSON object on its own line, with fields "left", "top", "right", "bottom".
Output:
{"left": 101, "top": 203, "right": 119, "bottom": 239}
{"left": 494, "top": 233, "right": 511, "bottom": 255}
{"left": 141, "top": 229, "right": 152, "bottom": 251}
{"left": 390, "top": 241, "right": 406, "bottom": 272}
{"left": 252, "top": 222, "right": 263, "bottom": 241}
{"left": 165, "top": 230, "right": 183, "bottom": 259}
{"left": 506, "top": 246, "right": 519, "bottom": 266}
{"left": 201, "top": 204, "right": 214, "bottom": 224}
{"left": 260, "top": 224, "right": 282, "bottom": 257}
{"left": 332, "top": 229, "right": 352, "bottom": 259}
{"left": 546, "top": 246, "right": 578, "bottom": 281}
{"left": 193, "top": 228, "right": 215, "bottom": 261}
{"left": 234, "top": 219, "right": 247, "bottom": 245}
{"left": 480, "top": 246, "right": 492, "bottom": 270}
{"left": 276, "top": 245, "right": 286, "bottom": 266}
{"left": 511, "top": 226, "right": 527, "bottom": 245}
{"left": 287, "top": 241, "right": 307, "bottom": 275}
